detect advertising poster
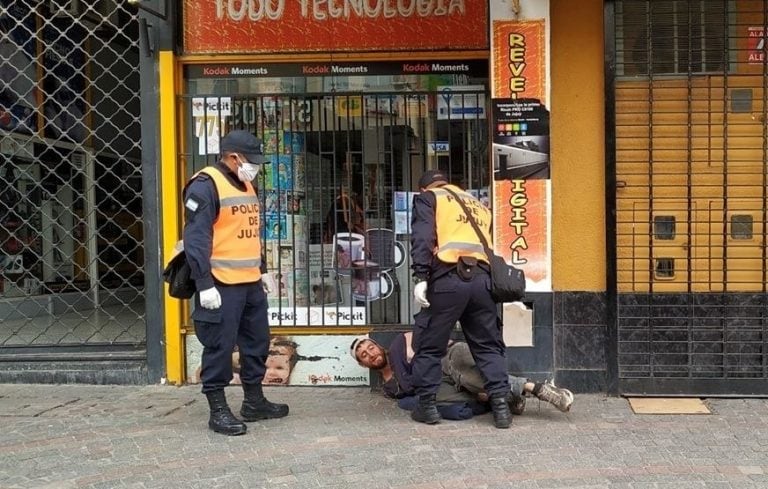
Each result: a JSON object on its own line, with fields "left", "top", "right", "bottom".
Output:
{"left": 192, "top": 97, "right": 232, "bottom": 155}
{"left": 747, "top": 26, "right": 766, "bottom": 64}
{"left": 263, "top": 129, "right": 281, "bottom": 154}
{"left": 285, "top": 335, "right": 369, "bottom": 386}
{"left": 292, "top": 155, "right": 306, "bottom": 191}
{"left": 494, "top": 179, "right": 550, "bottom": 287}
{"left": 285, "top": 268, "right": 310, "bottom": 306}
{"left": 260, "top": 158, "right": 275, "bottom": 191}
{"left": 491, "top": 18, "right": 551, "bottom": 292}
{"left": 283, "top": 131, "right": 304, "bottom": 155}
{"left": 186, "top": 334, "right": 369, "bottom": 387}
{"left": 42, "top": 18, "right": 88, "bottom": 143}
{"left": 0, "top": 1, "right": 37, "bottom": 133}
{"left": 393, "top": 191, "right": 418, "bottom": 234}
{"left": 273, "top": 155, "right": 293, "bottom": 190}
{"left": 436, "top": 85, "right": 486, "bottom": 120}
{"left": 263, "top": 190, "right": 285, "bottom": 214}
{"left": 492, "top": 98, "right": 550, "bottom": 180}
{"left": 308, "top": 244, "right": 338, "bottom": 306}
{"left": 396, "top": 94, "right": 428, "bottom": 118}
{"left": 335, "top": 96, "right": 363, "bottom": 117}
{"left": 265, "top": 214, "right": 287, "bottom": 240}
{"left": 492, "top": 20, "right": 546, "bottom": 101}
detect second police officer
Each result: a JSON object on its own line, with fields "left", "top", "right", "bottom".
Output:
{"left": 409, "top": 169, "right": 513, "bottom": 429}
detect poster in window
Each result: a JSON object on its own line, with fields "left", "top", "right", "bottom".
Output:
{"left": 265, "top": 214, "right": 287, "bottom": 241}
{"left": 42, "top": 18, "right": 88, "bottom": 143}
{"left": 263, "top": 190, "right": 285, "bottom": 214}
{"left": 283, "top": 131, "right": 304, "bottom": 155}
{"left": 192, "top": 97, "right": 231, "bottom": 155}
{"left": 0, "top": 0, "right": 38, "bottom": 134}
{"left": 273, "top": 155, "right": 291, "bottom": 190}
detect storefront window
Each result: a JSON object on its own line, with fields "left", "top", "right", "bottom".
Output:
{"left": 183, "top": 60, "right": 489, "bottom": 328}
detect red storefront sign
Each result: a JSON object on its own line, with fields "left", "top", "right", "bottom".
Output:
{"left": 183, "top": 0, "right": 488, "bottom": 53}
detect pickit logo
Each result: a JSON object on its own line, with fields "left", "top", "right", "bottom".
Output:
{"left": 270, "top": 311, "right": 297, "bottom": 321}
{"left": 326, "top": 311, "right": 364, "bottom": 322}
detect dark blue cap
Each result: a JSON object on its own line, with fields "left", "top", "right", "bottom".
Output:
{"left": 418, "top": 169, "right": 449, "bottom": 189}
{"left": 220, "top": 130, "right": 267, "bottom": 164}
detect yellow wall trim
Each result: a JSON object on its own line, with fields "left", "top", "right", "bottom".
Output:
{"left": 160, "top": 50, "right": 184, "bottom": 385}
{"left": 551, "top": 0, "right": 606, "bottom": 291}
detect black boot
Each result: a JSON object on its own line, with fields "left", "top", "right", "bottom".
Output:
{"left": 411, "top": 393, "right": 442, "bottom": 424}
{"left": 490, "top": 394, "right": 512, "bottom": 429}
{"left": 240, "top": 383, "right": 289, "bottom": 421}
{"left": 205, "top": 390, "right": 247, "bottom": 436}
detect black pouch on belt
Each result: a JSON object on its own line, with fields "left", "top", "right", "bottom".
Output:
{"left": 457, "top": 256, "right": 477, "bottom": 281}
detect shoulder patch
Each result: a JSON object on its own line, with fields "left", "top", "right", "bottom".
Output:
{"left": 185, "top": 197, "right": 200, "bottom": 212}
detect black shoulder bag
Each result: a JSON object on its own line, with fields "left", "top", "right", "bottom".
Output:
{"left": 442, "top": 187, "right": 526, "bottom": 303}
{"left": 163, "top": 243, "right": 196, "bottom": 299}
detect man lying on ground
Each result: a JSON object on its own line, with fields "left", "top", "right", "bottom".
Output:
{"left": 351, "top": 332, "right": 574, "bottom": 420}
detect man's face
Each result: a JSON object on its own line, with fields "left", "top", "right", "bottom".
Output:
{"left": 355, "top": 340, "right": 386, "bottom": 369}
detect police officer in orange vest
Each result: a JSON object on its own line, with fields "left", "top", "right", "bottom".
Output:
{"left": 183, "top": 130, "right": 288, "bottom": 436}
{"left": 409, "top": 169, "right": 512, "bottom": 429}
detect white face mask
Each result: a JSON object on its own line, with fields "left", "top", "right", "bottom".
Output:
{"left": 236, "top": 160, "right": 260, "bottom": 182}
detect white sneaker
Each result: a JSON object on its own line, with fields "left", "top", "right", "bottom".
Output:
{"left": 535, "top": 380, "right": 574, "bottom": 412}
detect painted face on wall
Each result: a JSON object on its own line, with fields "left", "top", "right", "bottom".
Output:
{"left": 263, "top": 338, "right": 297, "bottom": 385}
{"left": 264, "top": 352, "right": 292, "bottom": 384}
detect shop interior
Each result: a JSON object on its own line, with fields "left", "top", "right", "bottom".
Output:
{"left": 184, "top": 66, "right": 491, "bottom": 328}
{"left": 0, "top": 140, "right": 144, "bottom": 346}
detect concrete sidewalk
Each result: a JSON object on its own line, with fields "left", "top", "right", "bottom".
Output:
{"left": 1, "top": 384, "right": 767, "bottom": 489}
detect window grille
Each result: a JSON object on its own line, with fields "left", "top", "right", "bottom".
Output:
{"left": 617, "top": 0, "right": 728, "bottom": 76}
{"left": 0, "top": 1, "right": 145, "bottom": 350}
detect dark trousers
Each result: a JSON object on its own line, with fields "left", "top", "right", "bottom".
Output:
{"left": 193, "top": 281, "right": 270, "bottom": 393}
{"left": 411, "top": 271, "right": 509, "bottom": 398}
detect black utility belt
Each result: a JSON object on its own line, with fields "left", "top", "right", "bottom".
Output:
{"left": 455, "top": 256, "right": 489, "bottom": 281}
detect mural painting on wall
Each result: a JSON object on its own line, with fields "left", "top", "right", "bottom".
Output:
{"left": 490, "top": 19, "right": 551, "bottom": 292}
{"left": 188, "top": 334, "right": 370, "bottom": 387}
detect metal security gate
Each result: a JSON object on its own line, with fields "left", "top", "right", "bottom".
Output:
{"left": 610, "top": 0, "right": 768, "bottom": 395}
{"left": 0, "top": 1, "right": 146, "bottom": 380}
{"left": 182, "top": 88, "right": 489, "bottom": 328}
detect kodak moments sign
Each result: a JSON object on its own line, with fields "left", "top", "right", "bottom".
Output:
{"left": 183, "top": 0, "right": 488, "bottom": 53}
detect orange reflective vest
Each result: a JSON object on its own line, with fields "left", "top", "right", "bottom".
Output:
{"left": 428, "top": 184, "right": 491, "bottom": 264}
{"left": 195, "top": 167, "right": 262, "bottom": 284}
